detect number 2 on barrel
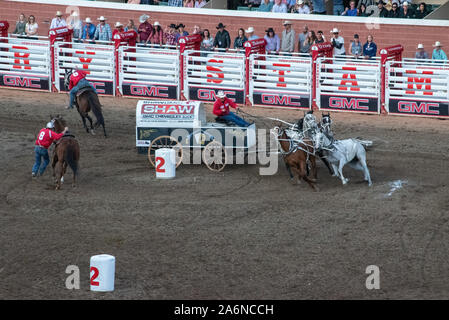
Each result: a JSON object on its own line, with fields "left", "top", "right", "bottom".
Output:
{"left": 90, "top": 267, "right": 99, "bottom": 286}
{"left": 155, "top": 157, "right": 165, "bottom": 173}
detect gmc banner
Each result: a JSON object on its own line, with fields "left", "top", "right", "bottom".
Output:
{"left": 320, "top": 95, "right": 379, "bottom": 113}
{"left": 253, "top": 92, "right": 310, "bottom": 109}
{"left": 388, "top": 99, "right": 449, "bottom": 117}
{"left": 122, "top": 83, "right": 178, "bottom": 99}
{"left": 58, "top": 78, "right": 114, "bottom": 95}
{"left": 0, "top": 73, "right": 50, "bottom": 91}
{"left": 189, "top": 87, "right": 245, "bottom": 104}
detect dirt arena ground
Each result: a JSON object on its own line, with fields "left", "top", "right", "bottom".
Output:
{"left": 0, "top": 88, "right": 448, "bottom": 299}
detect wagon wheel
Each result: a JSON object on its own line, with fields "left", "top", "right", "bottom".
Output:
{"left": 148, "top": 135, "right": 183, "bottom": 168}
{"left": 202, "top": 141, "right": 227, "bottom": 172}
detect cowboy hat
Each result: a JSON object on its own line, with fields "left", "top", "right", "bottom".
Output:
{"left": 139, "top": 14, "right": 149, "bottom": 23}
{"left": 216, "top": 90, "right": 226, "bottom": 98}
{"left": 169, "top": 23, "right": 177, "bottom": 29}
{"left": 153, "top": 21, "right": 160, "bottom": 27}
{"left": 297, "top": 0, "right": 304, "bottom": 4}
{"left": 332, "top": 27, "right": 339, "bottom": 33}
{"left": 216, "top": 22, "right": 225, "bottom": 29}
{"left": 433, "top": 41, "right": 442, "bottom": 47}
{"left": 417, "top": 43, "right": 424, "bottom": 49}
{"left": 265, "top": 27, "right": 275, "bottom": 33}
{"left": 245, "top": 26, "right": 254, "bottom": 33}
{"left": 283, "top": 20, "right": 292, "bottom": 25}
{"left": 177, "top": 23, "right": 186, "bottom": 29}
{"left": 402, "top": 1, "right": 408, "bottom": 5}
{"left": 71, "top": 12, "right": 78, "bottom": 17}
{"left": 85, "top": 17, "right": 92, "bottom": 23}
{"left": 56, "top": 11, "right": 63, "bottom": 16}
{"left": 115, "top": 21, "right": 123, "bottom": 28}
{"left": 97, "top": 16, "right": 107, "bottom": 21}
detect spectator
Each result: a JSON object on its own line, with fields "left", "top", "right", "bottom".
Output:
{"left": 264, "top": 28, "right": 280, "bottom": 52}
{"left": 175, "top": 24, "right": 189, "bottom": 43}
{"left": 25, "top": 15, "right": 38, "bottom": 38}
{"left": 291, "top": 0, "right": 311, "bottom": 14}
{"left": 357, "top": 0, "right": 375, "bottom": 9}
{"left": 298, "top": 25, "right": 308, "bottom": 52}
{"left": 13, "top": 13, "right": 27, "bottom": 36}
{"left": 300, "top": 30, "right": 316, "bottom": 54}
{"left": 358, "top": 4, "right": 372, "bottom": 16}
{"left": 112, "top": 22, "right": 124, "bottom": 38}
{"left": 127, "top": 0, "right": 141, "bottom": 3}
{"left": 81, "top": 18, "right": 96, "bottom": 43}
{"left": 312, "top": 0, "right": 326, "bottom": 14}
{"left": 280, "top": 21, "right": 295, "bottom": 53}
{"left": 124, "top": 19, "right": 138, "bottom": 33}
{"left": 150, "top": 22, "right": 164, "bottom": 46}
{"left": 169, "top": 0, "right": 183, "bottom": 6}
{"left": 432, "top": 41, "right": 447, "bottom": 61}
{"left": 50, "top": 11, "right": 67, "bottom": 29}
{"left": 343, "top": 0, "right": 358, "bottom": 15}
{"left": 138, "top": 14, "right": 153, "bottom": 44}
{"left": 334, "top": 0, "right": 345, "bottom": 15}
{"left": 244, "top": 0, "right": 262, "bottom": 8}
{"left": 184, "top": 0, "right": 195, "bottom": 7}
{"left": 349, "top": 34, "right": 362, "bottom": 58}
{"left": 94, "top": 16, "right": 112, "bottom": 42}
{"left": 272, "top": 0, "right": 288, "bottom": 12}
{"left": 195, "top": 0, "right": 207, "bottom": 7}
{"left": 362, "top": 34, "right": 377, "bottom": 59}
{"left": 400, "top": 2, "right": 413, "bottom": 18}
{"left": 245, "top": 27, "right": 258, "bottom": 41}
{"left": 233, "top": 28, "right": 247, "bottom": 50}
{"left": 165, "top": 24, "right": 177, "bottom": 46}
{"left": 315, "top": 30, "right": 326, "bottom": 44}
{"left": 213, "top": 22, "right": 231, "bottom": 50}
{"left": 258, "top": 0, "right": 274, "bottom": 11}
{"left": 286, "top": 0, "right": 297, "bottom": 11}
{"left": 415, "top": 43, "right": 429, "bottom": 60}
{"left": 192, "top": 25, "right": 201, "bottom": 34}
{"left": 414, "top": 2, "right": 428, "bottom": 18}
{"left": 67, "top": 12, "right": 83, "bottom": 42}
{"left": 330, "top": 28, "right": 345, "bottom": 56}
{"left": 200, "top": 28, "right": 214, "bottom": 52}
{"left": 371, "top": 1, "right": 389, "bottom": 17}
{"left": 388, "top": 2, "right": 401, "bottom": 17}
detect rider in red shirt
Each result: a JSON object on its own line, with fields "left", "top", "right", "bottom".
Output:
{"left": 32, "top": 121, "right": 68, "bottom": 177}
{"left": 67, "top": 69, "right": 96, "bottom": 109}
{"left": 213, "top": 91, "right": 250, "bottom": 127}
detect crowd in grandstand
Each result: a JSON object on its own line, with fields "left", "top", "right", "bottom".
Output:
{"left": 8, "top": 9, "right": 447, "bottom": 61}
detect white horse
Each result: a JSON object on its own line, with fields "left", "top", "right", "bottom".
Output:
{"left": 314, "top": 131, "right": 373, "bottom": 186}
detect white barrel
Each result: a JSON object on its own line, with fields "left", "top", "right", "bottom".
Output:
{"left": 90, "top": 254, "right": 115, "bottom": 292}
{"left": 155, "top": 148, "right": 176, "bottom": 179}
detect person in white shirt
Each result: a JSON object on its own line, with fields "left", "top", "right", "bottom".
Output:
{"left": 280, "top": 20, "right": 295, "bottom": 53}
{"left": 67, "top": 11, "right": 83, "bottom": 42}
{"left": 194, "top": 0, "right": 207, "bottom": 7}
{"left": 25, "top": 15, "right": 38, "bottom": 38}
{"left": 330, "top": 27, "right": 345, "bottom": 56}
{"left": 272, "top": 0, "right": 288, "bottom": 12}
{"left": 50, "top": 11, "right": 67, "bottom": 30}
{"left": 245, "top": 27, "right": 258, "bottom": 41}
{"left": 292, "top": 0, "right": 310, "bottom": 14}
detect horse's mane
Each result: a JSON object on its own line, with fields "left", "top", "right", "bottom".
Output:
{"left": 52, "top": 116, "right": 66, "bottom": 133}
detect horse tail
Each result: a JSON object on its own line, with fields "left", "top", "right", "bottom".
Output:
{"left": 64, "top": 144, "right": 78, "bottom": 177}
{"left": 353, "top": 138, "right": 373, "bottom": 149}
{"left": 88, "top": 92, "right": 104, "bottom": 126}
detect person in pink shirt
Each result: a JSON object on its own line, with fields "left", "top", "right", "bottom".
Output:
{"left": 150, "top": 21, "right": 164, "bottom": 45}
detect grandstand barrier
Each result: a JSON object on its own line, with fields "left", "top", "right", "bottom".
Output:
{"left": 0, "top": 21, "right": 51, "bottom": 91}
{"left": 316, "top": 57, "right": 381, "bottom": 114}
{"left": 385, "top": 59, "right": 449, "bottom": 118}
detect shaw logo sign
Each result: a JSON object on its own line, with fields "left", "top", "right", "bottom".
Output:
{"left": 0, "top": 74, "right": 49, "bottom": 91}
{"left": 141, "top": 104, "right": 195, "bottom": 115}
{"left": 388, "top": 99, "right": 449, "bottom": 117}
{"left": 320, "top": 95, "right": 379, "bottom": 113}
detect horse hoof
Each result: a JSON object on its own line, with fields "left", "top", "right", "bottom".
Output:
{"left": 91, "top": 130, "right": 96, "bottom": 135}
{"left": 60, "top": 177, "right": 64, "bottom": 184}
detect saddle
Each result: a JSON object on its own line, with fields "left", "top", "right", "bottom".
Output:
{"left": 215, "top": 117, "right": 234, "bottom": 126}
{"left": 76, "top": 86, "right": 95, "bottom": 97}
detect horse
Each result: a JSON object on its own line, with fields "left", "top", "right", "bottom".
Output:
{"left": 51, "top": 115, "right": 80, "bottom": 190}
{"left": 273, "top": 126, "right": 318, "bottom": 191}
{"left": 64, "top": 69, "right": 107, "bottom": 137}
{"left": 313, "top": 131, "right": 372, "bottom": 186}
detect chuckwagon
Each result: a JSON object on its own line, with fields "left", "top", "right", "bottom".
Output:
{"left": 136, "top": 100, "right": 256, "bottom": 171}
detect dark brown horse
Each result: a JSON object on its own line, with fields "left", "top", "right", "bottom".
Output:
{"left": 51, "top": 116, "right": 80, "bottom": 190}
{"left": 275, "top": 127, "right": 318, "bottom": 191}
{"left": 64, "top": 69, "right": 107, "bottom": 137}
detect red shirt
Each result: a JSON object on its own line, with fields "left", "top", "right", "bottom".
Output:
{"left": 68, "top": 70, "right": 88, "bottom": 90}
{"left": 213, "top": 97, "right": 237, "bottom": 116}
{"left": 35, "top": 128, "right": 64, "bottom": 149}
{"left": 138, "top": 22, "right": 153, "bottom": 42}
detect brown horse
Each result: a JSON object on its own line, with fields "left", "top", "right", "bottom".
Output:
{"left": 51, "top": 116, "right": 80, "bottom": 190}
{"left": 64, "top": 69, "right": 107, "bottom": 137}
{"left": 275, "top": 127, "right": 318, "bottom": 191}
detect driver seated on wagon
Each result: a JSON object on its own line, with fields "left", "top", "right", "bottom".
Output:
{"left": 213, "top": 90, "right": 250, "bottom": 127}
{"left": 66, "top": 69, "right": 97, "bottom": 109}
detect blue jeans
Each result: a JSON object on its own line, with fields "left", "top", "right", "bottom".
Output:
{"left": 333, "top": 4, "right": 344, "bottom": 15}
{"left": 218, "top": 112, "right": 250, "bottom": 127}
{"left": 32, "top": 146, "right": 49, "bottom": 175}
{"left": 69, "top": 78, "right": 96, "bottom": 108}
